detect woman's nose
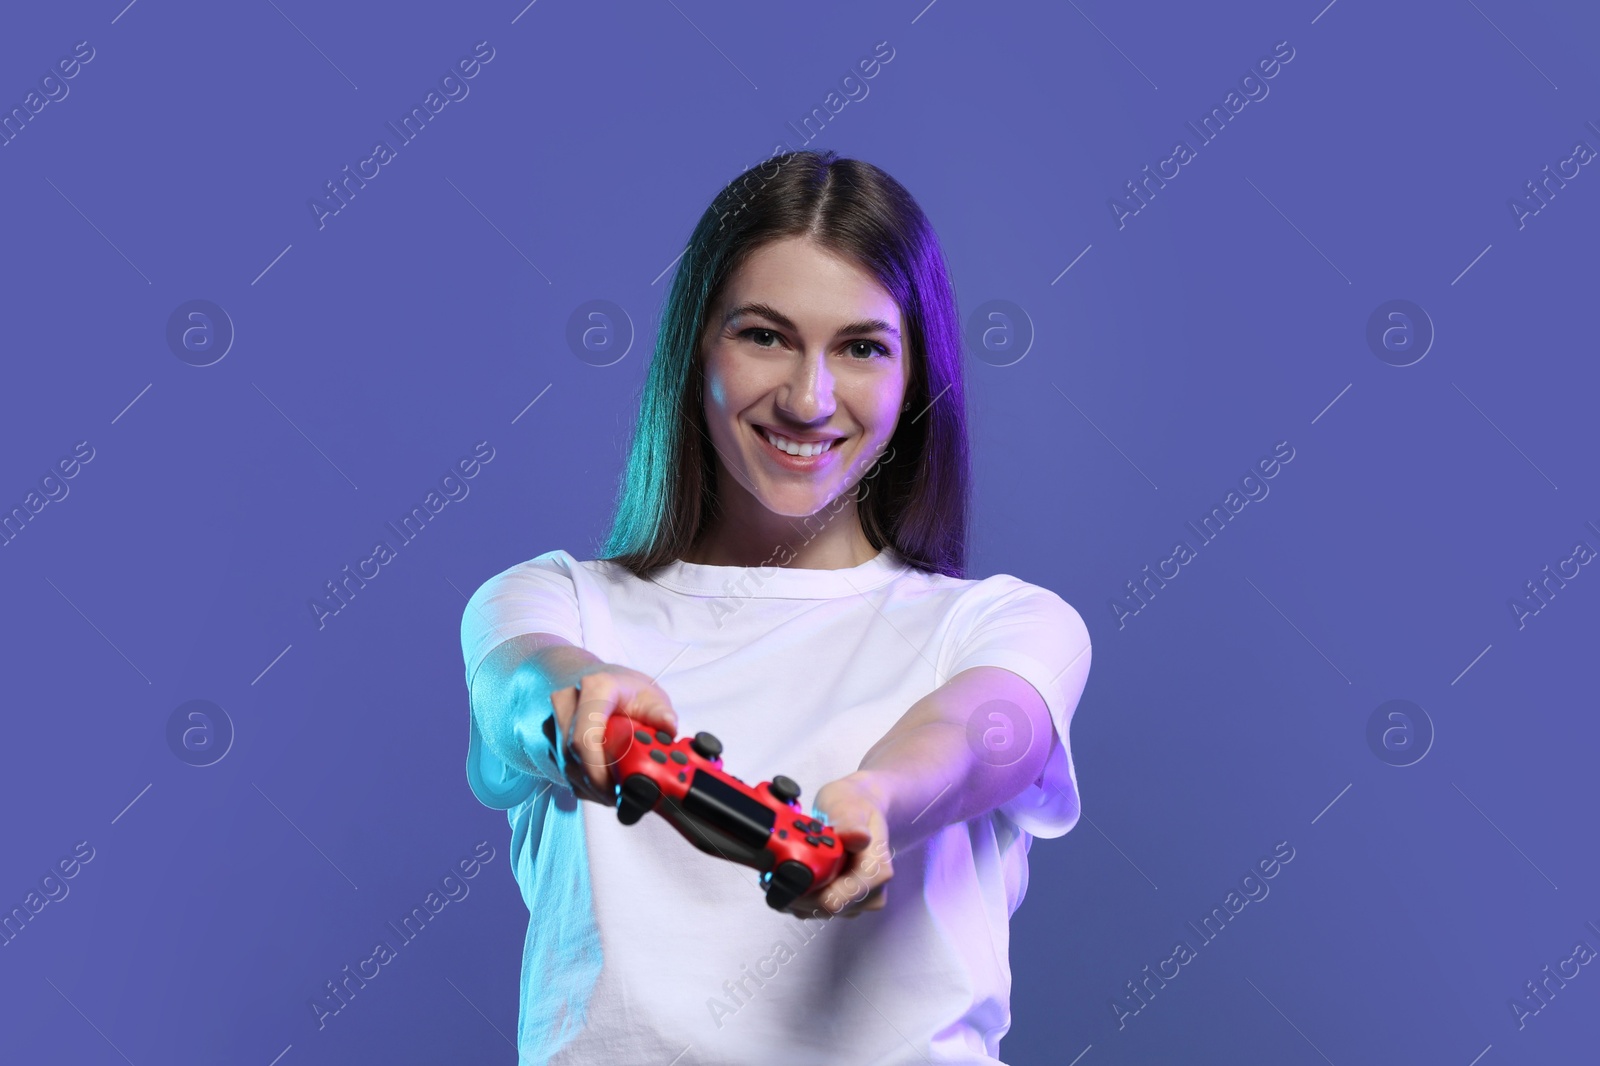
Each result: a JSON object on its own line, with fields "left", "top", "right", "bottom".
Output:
{"left": 777, "top": 352, "right": 836, "bottom": 422}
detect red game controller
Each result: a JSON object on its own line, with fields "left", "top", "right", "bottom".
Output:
{"left": 601, "top": 713, "right": 847, "bottom": 910}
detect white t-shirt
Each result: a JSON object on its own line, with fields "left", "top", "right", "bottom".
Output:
{"left": 459, "top": 546, "right": 1092, "bottom": 1066}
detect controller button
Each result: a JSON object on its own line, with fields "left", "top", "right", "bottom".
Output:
{"left": 654, "top": 730, "right": 673, "bottom": 744}
{"left": 805, "top": 835, "right": 820, "bottom": 846}
{"left": 633, "top": 729, "right": 652, "bottom": 744}
{"left": 820, "top": 836, "right": 834, "bottom": 847}
{"left": 690, "top": 732, "right": 723, "bottom": 760}
{"left": 767, "top": 775, "right": 801, "bottom": 804}
{"left": 670, "top": 750, "right": 687, "bottom": 765}
{"left": 792, "top": 818, "right": 809, "bottom": 831}
{"left": 677, "top": 771, "right": 686, "bottom": 782}
{"left": 649, "top": 750, "right": 668, "bottom": 764}
{"left": 778, "top": 829, "right": 788, "bottom": 839}
{"left": 808, "top": 819, "right": 823, "bottom": 833}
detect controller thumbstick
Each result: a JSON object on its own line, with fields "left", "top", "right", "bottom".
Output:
{"left": 768, "top": 776, "right": 801, "bottom": 805}
{"left": 690, "top": 732, "right": 723, "bottom": 760}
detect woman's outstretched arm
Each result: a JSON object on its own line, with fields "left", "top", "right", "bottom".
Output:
{"left": 800, "top": 666, "right": 1055, "bottom": 917}
{"left": 855, "top": 665, "right": 1055, "bottom": 847}
{"left": 470, "top": 633, "right": 678, "bottom": 795}
{"left": 470, "top": 632, "right": 603, "bottom": 780}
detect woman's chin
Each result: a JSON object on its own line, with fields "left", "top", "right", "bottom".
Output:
{"left": 755, "top": 486, "right": 845, "bottom": 519}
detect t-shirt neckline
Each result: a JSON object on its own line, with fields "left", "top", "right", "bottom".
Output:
{"left": 646, "top": 546, "right": 909, "bottom": 599}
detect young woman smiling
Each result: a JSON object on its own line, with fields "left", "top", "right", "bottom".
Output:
{"left": 460, "top": 150, "right": 1092, "bottom": 1065}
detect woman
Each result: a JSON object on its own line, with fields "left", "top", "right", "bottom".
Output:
{"left": 460, "top": 150, "right": 1091, "bottom": 1065}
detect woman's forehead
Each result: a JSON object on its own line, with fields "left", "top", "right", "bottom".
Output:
{"left": 717, "top": 241, "right": 901, "bottom": 332}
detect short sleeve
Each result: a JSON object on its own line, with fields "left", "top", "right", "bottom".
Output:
{"left": 460, "top": 550, "right": 585, "bottom": 693}
{"left": 459, "top": 550, "right": 585, "bottom": 810}
{"left": 946, "top": 578, "right": 1092, "bottom": 839}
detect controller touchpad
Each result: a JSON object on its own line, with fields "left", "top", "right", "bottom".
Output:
{"left": 682, "top": 769, "right": 776, "bottom": 848}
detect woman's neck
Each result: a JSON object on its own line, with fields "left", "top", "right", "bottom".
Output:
{"left": 682, "top": 503, "right": 880, "bottom": 570}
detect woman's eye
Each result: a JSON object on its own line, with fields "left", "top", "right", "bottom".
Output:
{"left": 741, "top": 329, "right": 886, "bottom": 359}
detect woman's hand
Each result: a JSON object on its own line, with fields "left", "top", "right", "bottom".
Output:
{"left": 784, "top": 772, "right": 894, "bottom": 920}
{"left": 545, "top": 665, "right": 677, "bottom": 805}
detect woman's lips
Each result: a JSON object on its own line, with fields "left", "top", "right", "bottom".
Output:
{"left": 755, "top": 425, "right": 842, "bottom": 470}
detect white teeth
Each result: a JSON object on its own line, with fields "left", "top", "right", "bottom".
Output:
{"left": 761, "top": 428, "right": 836, "bottom": 458}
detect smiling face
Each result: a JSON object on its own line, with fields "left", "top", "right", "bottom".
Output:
{"left": 698, "top": 235, "right": 912, "bottom": 534}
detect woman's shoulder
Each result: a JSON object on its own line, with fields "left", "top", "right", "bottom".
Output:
{"left": 931, "top": 567, "right": 1090, "bottom": 640}
{"left": 495, "top": 548, "right": 613, "bottom": 574}
{"left": 510, "top": 549, "right": 647, "bottom": 590}
{"left": 477, "top": 548, "right": 580, "bottom": 580}
{"left": 905, "top": 560, "right": 1061, "bottom": 600}
{"left": 467, "top": 549, "right": 603, "bottom": 603}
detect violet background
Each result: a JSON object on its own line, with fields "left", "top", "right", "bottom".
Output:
{"left": 2, "top": 1, "right": 1597, "bottom": 1063}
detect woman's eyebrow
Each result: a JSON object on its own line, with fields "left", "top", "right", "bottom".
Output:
{"left": 724, "top": 302, "right": 901, "bottom": 339}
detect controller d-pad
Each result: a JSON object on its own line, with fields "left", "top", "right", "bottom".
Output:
{"left": 649, "top": 750, "right": 667, "bottom": 764}
{"left": 820, "top": 836, "right": 834, "bottom": 847}
{"left": 805, "top": 835, "right": 820, "bottom": 846}
{"left": 792, "top": 818, "right": 809, "bottom": 831}
{"left": 634, "top": 729, "right": 652, "bottom": 744}
{"left": 655, "top": 730, "right": 673, "bottom": 744}
{"left": 670, "top": 751, "right": 687, "bottom": 765}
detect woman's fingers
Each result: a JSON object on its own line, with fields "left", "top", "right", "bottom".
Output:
{"left": 570, "top": 677, "right": 615, "bottom": 792}
{"left": 785, "top": 838, "right": 895, "bottom": 920}
{"left": 545, "top": 681, "right": 607, "bottom": 799}
{"left": 547, "top": 667, "right": 679, "bottom": 805}
{"left": 786, "top": 874, "right": 886, "bottom": 920}
{"left": 785, "top": 779, "right": 896, "bottom": 920}
{"left": 843, "top": 884, "right": 887, "bottom": 918}
{"left": 616, "top": 675, "right": 678, "bottom": 736}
